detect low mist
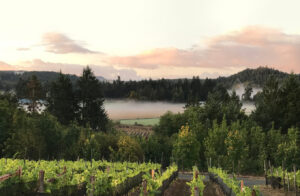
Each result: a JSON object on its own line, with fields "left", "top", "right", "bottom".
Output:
{"left": 104, "top": 99, "right": 185, "bottom": 120}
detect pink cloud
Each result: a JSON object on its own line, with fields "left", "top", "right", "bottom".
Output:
{"left": 0, "top": 61, "right": 15, "bottom": 70}
{"left": 42, "top": 32, "right": 101, "bottom": 54}
{"left": 107, "top": 26, "right": 300, "bottom": 73}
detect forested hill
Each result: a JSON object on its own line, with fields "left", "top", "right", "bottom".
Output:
{"left": 216, "top": 67, "right": 295, "bottom": 88}
{"left": 0, "top": 71, "right": 79, "bottom": 90}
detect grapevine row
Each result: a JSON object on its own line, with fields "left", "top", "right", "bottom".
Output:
{"left": 208, "top": 167, "right": 260, "bottom": 196}
{"left": 0, "top": 158, "right": 161, "bottom": 195}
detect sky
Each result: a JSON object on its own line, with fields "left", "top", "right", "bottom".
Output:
{"left": 1, "top": 0, "right": 300, "bottom": 80}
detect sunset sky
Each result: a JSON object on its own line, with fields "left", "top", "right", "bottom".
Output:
{"left": 1, "top": 0, "right": 300, "bottom": 80}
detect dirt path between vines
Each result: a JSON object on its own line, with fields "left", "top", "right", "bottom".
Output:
{"left": 203, "top": 181, "right": 226, "bottom": 196}
{"left": 164, "top": 179, "right": 190, "bottom": 196}
{"left": 163, "top": 179, "right": 225, "bottom": 196}
{"left": 128, "top": 179, "right": 191, "bottom": 196}
{"left": 257, "top": 185, "right": 297, "bottom": 196}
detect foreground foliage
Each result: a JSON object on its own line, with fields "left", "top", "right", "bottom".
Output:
{"left": 140, "top": 164, "right": 178, "bottom": 196}
{"left": 0, "top": 158, "right": 160, "bottom": 195}
{"left": 186, "top": 166, "right": 205, "bottom": 196}
{"left": 266, "top": 166, "right": 300, "bottom": 189}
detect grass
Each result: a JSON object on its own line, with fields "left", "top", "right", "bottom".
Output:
{"left": 119, "top": 118, "right": 160, "bottom": 126}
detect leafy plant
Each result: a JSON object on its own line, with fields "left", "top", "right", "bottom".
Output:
{"left": 186, "top": 166, "right": 205, "bottom": 196}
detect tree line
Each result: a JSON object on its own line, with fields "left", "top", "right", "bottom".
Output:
{"left": 100, "top": 67, "right": 298, "bottom": 102}
{"left": 101, "top": 76, "right": 216, "bottom": 103}
{"left": 2, "top": 66, "right": 297, "bottom": 103}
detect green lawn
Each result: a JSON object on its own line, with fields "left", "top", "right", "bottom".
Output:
{"left": 119, "top": 118, "right": 160, "bottom": 126}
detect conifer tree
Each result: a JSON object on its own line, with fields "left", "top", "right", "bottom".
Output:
{"left": 77, "top": 66, "right": 108, "bottom": 131}
{"left": 48, "top": 72, "right": 77, "bottom": 125}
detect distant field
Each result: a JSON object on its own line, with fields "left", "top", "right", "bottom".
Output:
{"left": 119, "top": 118, "right": 160, "bottom": 126}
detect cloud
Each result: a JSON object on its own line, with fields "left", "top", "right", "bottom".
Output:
{"left": 0, "top": 61, "right": 15, "bottom": 70}
{"left": 107, "top": 26, "right": 300, "bottom": 73}
{"left": 108, "top": 48, "right": 200, "bottom": 69}
{"left": 17, "top": 48, "right": 30, "bottom": 51}
{"left": 17, "top": 59, "right": 141, "bottom": 81}
{"left": 41, "top": 32, "right": 101, "bottom": 54}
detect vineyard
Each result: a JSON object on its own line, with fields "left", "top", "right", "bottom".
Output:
{"left": 119, "top": 118, "right": 160, "bottom": 126}
{"left": 208, "top": 167, "right": 260, "bottom": 196}
{"left": 115, "top": 124, "right": 154, "bottom": 138}
{"left": 0, "top": 159, "right": 180, "bottom": 196}
{"left": 265, "top": 165, "right": 300, "bottom": 193}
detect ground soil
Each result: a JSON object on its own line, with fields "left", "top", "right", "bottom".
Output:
{"left": 164, "top": 179, "right": 191, "bottom": 196}
{"left": 163, "top": 179, "right": 225, "bottom": 196}
{"left": 128, "top": 179, "right": 191, "bottom": 196}
{"left": 129, "top": 173, "right": 266, "bottom": 196}
{"left": 258, "top": 185, "right": 298, "bottom": 196}
{"left": 203, "top": 181, "right": 226, "bottom": 196}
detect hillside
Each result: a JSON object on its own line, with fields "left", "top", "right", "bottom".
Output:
{"left": 0, "top": 71, "right": 78, "bottom": 91}
{"left": 216, "top": 66, "right": 296, "bottom": 88}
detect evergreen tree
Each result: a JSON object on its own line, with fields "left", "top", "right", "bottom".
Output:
{"left": 252, "top": 75, "right": 300, "bottom": 132}
{"left": 77, "top": 66, "right": 108, "bottom": 131}
{"left": 15, "top": 78, "right": 28, "bottom": 99}
{"left": 48, "top": 72, "right": 77, "bottom": 125}
{"left": 252, "top": 76, "right": 282, "bottom": 131}
{"left": 26, "top": 75, "right": 43, "bottom": 113}
{"left": 280, "top": 75, "right": 300, "bottom": 132}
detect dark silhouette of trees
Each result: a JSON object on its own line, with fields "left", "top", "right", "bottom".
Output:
{"left": 77, "top": 66, "right": 108, "bottom": 132}
{"left": 26, "top": 75, "right": 43, "bottom": 113}
{"left": 101, "top": 77, "right": 217, "bottom": 103}
{"left": 47, "top": 72, "right": 77, "bottom": 125}
{"left": 15, "top": 78, "right": 28, "bottom": 98}
{"left": 252, "top": 75, "right": 300, "bottom": 133}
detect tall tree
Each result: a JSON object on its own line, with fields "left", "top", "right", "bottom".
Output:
{"left": 15, "top": 78, "right": 28, "bottom": 99}
{"left": 26, "top": 75, "right": 43, "bottom": 113}
{"left": 48, "top": 72, "right": 77, "bottom": 125}
{"left": 252, "top": 76, "right": 282, "bottom": 131}
{"left": 280, "top": 75, "right": 300, "bottom": 132}
{"left": 77, "top": 66, "right": 108, "bottom": 131}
